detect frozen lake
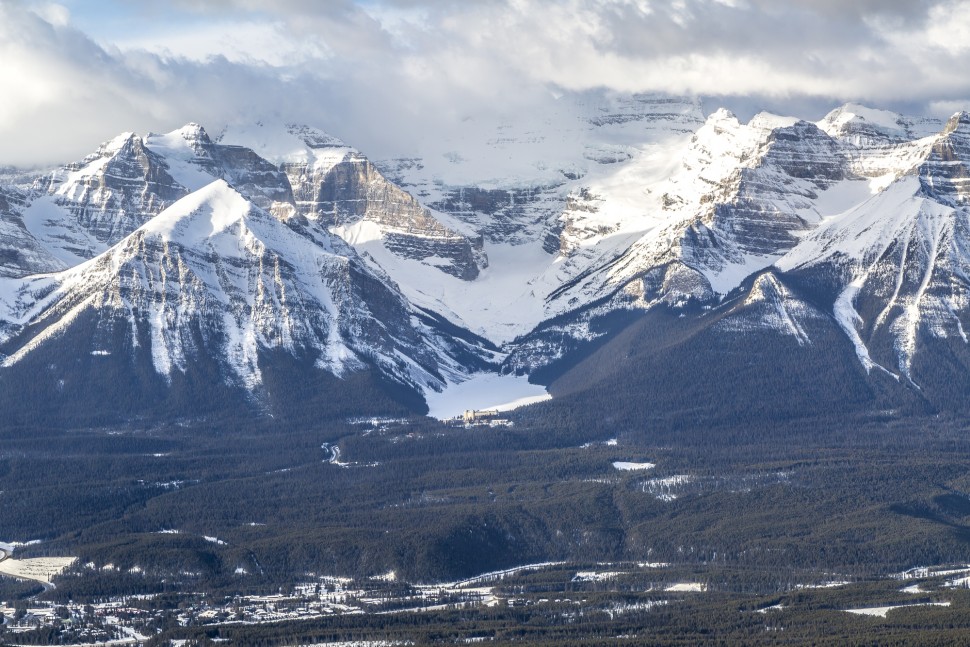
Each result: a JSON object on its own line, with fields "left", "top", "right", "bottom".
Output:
{"left": 426, "top": 374, "right": 551, "bottom": 419}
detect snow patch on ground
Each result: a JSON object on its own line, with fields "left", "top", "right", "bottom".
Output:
{"left": 572, "top": 571, "right": 624, "bottom": 582}
{"left": 612, "top": 461, "right": 656, "bottom": 471}
{"left": 833, "top": 281, "right": 893, "bottom": 376}
{"left": 299, "top": 642, "right": 409, "bottom": 647}
{"left": 797, "top": 581, "right": 852, "bottom": 589}
{"left": 845, "top": 602, "right": 950, "bottom": 617}
{"left": 664, "top": 582, "right": 707, "bottom": 592}
{"left": 426, "top": 373, "right": 550, "bottom": 419}
{"left": 581, "top": 438, "right": 619, "bottom": 448}
{"left": 945, "top": 575, "right": 970, "bottom": 588}
{"left": 0, "top": 557, "right": 76, "bottom": 585}
{"left": 705, "top": 253, "right": 781, "bottom": 295}
{"left": 642, "top": 475, "right": 692, "bottom": 501}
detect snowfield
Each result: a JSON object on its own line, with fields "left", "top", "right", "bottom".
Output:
{"left": 664, "top": 583, "right": 707, "bottom": 592}
{"left": 0, "top": 556, "right": 76, "bottom": 585}
{"left": 612, "top": 461, "right": 656, "bottom": 471}
{"left": 845, "top": 602, "right": 950, "bottom": 617}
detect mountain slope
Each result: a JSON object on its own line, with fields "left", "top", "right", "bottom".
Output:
{"left": 5, "top": 100, "right": 970, "bottom": 423}
{"left": 775, "top": 113, "right": 970, "bottom": 407}
{"left": 536, "top": 270, "right": 926, "bottom": 431}
{"left": 210, "top": 123, "right": 487, "bottom": 281}
{"left": 0, "top": 180, "right": 491, "bottom": 423}
{"left": 530, "top": 110, "right": 970, "bottom": 423}
{"left": 0, "top": 183, "right": 65, "bottom": 278}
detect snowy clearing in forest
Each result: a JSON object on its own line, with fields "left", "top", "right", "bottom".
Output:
{"left": 612, "top": 461, "right": 656, "bottom": 471}
{"left": 0, "top": 556, "right": 76, "bottom": 585}
{"left": 845, "top": 602, "right": 950, "bottom": 617}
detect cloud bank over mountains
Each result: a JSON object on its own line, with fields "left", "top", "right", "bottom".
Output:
{"left": 4, "top": 0, "right": 970, "bottom": 167}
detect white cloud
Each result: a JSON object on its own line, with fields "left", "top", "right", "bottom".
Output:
{"left": 3, "top": 0, "right": 970, "bottom": 167}
{"left": 32, "top": 2, "right": 69, "bottom": 26}
{"left": 0, "top": 4, "right": 333, "bottom": 166}
{"left": 113, "top": 20, "right": 331, "bottom": 67}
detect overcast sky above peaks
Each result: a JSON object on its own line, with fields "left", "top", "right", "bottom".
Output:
{"left": 3, "top": 0, "right": 970, "bottom": 166}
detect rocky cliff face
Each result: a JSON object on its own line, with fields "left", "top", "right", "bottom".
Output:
{"left": 39, "top": 133, "right": 187, "bottom": 252}
{"left": 296, "top": 154, "right": 485, "bottom": 280}
{"left": 212, "top": 123, "right": 486, "bottom": 281}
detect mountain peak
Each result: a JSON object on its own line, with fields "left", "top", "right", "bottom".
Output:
{"left": 96, "top": 132, "right": 141, "bottom": 157}
{"left": 286, "top": 124, "right": 346, "bottom": 149}
{"left": 174, "top": 122, "right": 212, "bottom": 144}
{"left": 944, "top": 111, "right": 970, "bottom": 134}
{"left": 139, "top": 179, "right": 249, "bottom": 246}
{"left": 706, "top": 107, "right": 739, "bottom": 126}
{"left": 749, "top": 112, "right": 800, "bottom": 131}
{"left": 819, "top": 103, "right": 942, "bottom": 143}
{"left": 823, "top": 102, "right": 902, "bottom": 129}
{"left": 217, "top": 121, "right": 351, "bottom": 169}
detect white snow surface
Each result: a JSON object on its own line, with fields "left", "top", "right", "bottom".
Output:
{"left": 343, "top": 236, "right": 556, "bottom": 343}
{"left": 612, "top": 462, "right": 656, "bottom": 471}
{"left": 845, "top": 602, "right": 950, "bottom": 617}
{"left": 833, "top": 281, "right": 883, "bottom": 374}
{"left": 756, "top": 603, "right": 787, "bottom": 614}
{"left": 0, "top": 556, "right": 77, "bottom": 585}
{"left": 573, "top": 571, "right": 624, "bottom": 582}
{"left": 425, "top": 373, "right": 550, "bottom": 419}
{"left": 20, "top": 196, "right": 102, "bottom": 267}
{"left": 218, "top": 121, "right": 353, "bottom": 172}
{"left": 777, "top": 176, "right": 927, "bottom": 271}
{"left": 140, "top": 178, "right": 253, "bottom": 244}
{"left": 143, "top": 124, "right": 220, "bottom": 192}
{"left": 665, "top": 582, "right": 707, "bottom": 592}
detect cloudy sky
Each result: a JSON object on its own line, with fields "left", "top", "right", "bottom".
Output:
{"left": 3, "top": 0, "right": 970, "bottom": 166}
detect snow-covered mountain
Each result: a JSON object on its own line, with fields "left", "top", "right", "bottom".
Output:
{"left": 502, "top": 105, "right": 969, "bottom": 385}
{"left": 776, "top": 112, "right": 970, "bottom": 394}
{"left": 0, "top": 125, "right": 497, "bottom": 423}
{"left": 515, "top": 104, "right": 970, "bottom": 417}
{"left": 4, "top": 96, "right": 970, "bottom": 423}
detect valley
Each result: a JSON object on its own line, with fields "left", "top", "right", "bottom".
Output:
{"left": 6, "top": 0, "right": 970, "bottom": 643}
{"left": 2, "top": 89, "right": 970, "bottom": 646}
